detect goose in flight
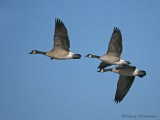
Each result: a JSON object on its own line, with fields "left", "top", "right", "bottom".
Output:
{"left": 86, "top": 27, "right": 130, "bottom": 69}
{"left": 29, "top": 18, "right": 81, "bottom": 60}
{"left": 98, "top": 65, "right": 146, "bottom": 103}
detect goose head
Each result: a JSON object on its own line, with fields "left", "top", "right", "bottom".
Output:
{"left": 85, "top": 54, "right": 93, "bottom": 58}
{"left": 29, "top": 50, "right": 37, "bottom": 54}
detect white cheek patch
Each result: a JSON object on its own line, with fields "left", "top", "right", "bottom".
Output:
{"left": 33, "top": 51, "right": 36, "bottom": 54}
{"left": 88, "top": 55, "right": 92, "bottom": 57}
{"left": 100, "top": 69, "right": 104, "bottom": 72}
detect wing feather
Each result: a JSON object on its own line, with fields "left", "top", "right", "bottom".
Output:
{"left": 53, "top": 18, "right": 70, "bottom": 51}
{"left": 107, "top": 27, "right": 122, "bottom": 57}
{"left": 98, "top": 62, "right": 111, "bottom": 69}
{"left": 114, "top": 75, "right": 135, "bottom": 103}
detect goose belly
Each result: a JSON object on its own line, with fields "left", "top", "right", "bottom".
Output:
{"left": 100, "top": 56, "right": 120, "bottom": 64}
{"left": 46, "top": 51, "right": 73, "bottom": 60}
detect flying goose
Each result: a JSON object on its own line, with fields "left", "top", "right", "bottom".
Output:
{"left": 98, "top": 65, "right": 146, "bottom": 103}
{"left": 29, "top": 18, "right": 81, "bottom": 60}
{"left": 85, "top": 27, "right": 130, "bottom": 69}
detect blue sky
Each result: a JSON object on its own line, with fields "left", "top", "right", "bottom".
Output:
{"left": 0, "top": 0, "right": 160, "bottom": 120}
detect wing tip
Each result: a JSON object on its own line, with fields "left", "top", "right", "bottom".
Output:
{"left": 114, "top": 97, "right": 122, "bottom": 104}
{"left": 111, "top": 27, "right": 122, "bottom": 40}
{"left": 113, "top": 27, "right": 121, "bottom": 33}
{"left": 54, "top": 17, "right": 68, "bottom": 35}
{"left": 55, "top": 17, "right": 63, "bottom": 24}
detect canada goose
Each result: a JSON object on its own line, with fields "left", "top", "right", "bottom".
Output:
{"left": 98, "top": 65, "right": 146, "bottom": 103}
{"left": 85, "top": 27, "right": 130, "bottom": 69}
{"left": 29, "top": 18, "right": 81, "bottom": 60}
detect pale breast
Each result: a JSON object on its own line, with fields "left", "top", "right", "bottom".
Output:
{"left": 99, "top": 55, "right": 120, "bottom": 64}
{"left": 46, "top": 51, "right": 72, "bottom": 59}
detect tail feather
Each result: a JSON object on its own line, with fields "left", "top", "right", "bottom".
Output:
{"left": 73, "top": 54, "right": 81, "bottom": 59}
{"left": 137, "top": 75, "right": 145, "bottom": 78}
{"left": 125, "top": 61, "right": 131, "bottom": 65}
{"left": 137, "top": 70, "right": 146, "bottom": 78}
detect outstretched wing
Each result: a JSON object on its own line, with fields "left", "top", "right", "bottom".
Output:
{"left": 107, "top": 27, "right": 122, "bottom": 57}
{"left": 98, "top": 62, "right": 111, "bottom": 69}
{"left": 53, "top": 18, "right": 70, "bottom": 51}
{"left": 114, "top": 75, "right": 135, "bottom": 103}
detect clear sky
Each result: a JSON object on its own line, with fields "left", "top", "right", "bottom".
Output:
{"left": 0, "top": 0, "right": 160, "bottom": 120}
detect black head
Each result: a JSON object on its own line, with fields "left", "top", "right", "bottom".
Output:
{"left": 29, "top": 50, "right": 37, "bottom": 54}
{"left": 73, "top": 54, "right": 81, "bottom": 59}
{"left": 85, "top": 54, "right": 92, "bottom": 57}
{"left": 97, "top": 69, "right": 104, "bottom": 72}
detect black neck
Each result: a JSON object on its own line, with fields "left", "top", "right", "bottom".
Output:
{"left": 36, "top": 51, "right": 46, "bottom": 55}
{"left": 103, "top": 68, "right": 113, "bottom": 72}
{"left": 92, "top": 55, "right": 100, "bottom": 58}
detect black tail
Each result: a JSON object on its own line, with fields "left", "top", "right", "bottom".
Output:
{"left": 137, "top": 75, "right": 145, "bottom": 78}
{"left": 29, "top": 50, "right": 46, "bottom": 55}
{"left": 137, "top": 70, "right": 146, "bottom": 78}
{"left": 125, "top": 61, "right": 131, "bottom": 65}
{"left": 73, "top": 54, "right": 81, "bottom": 59}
